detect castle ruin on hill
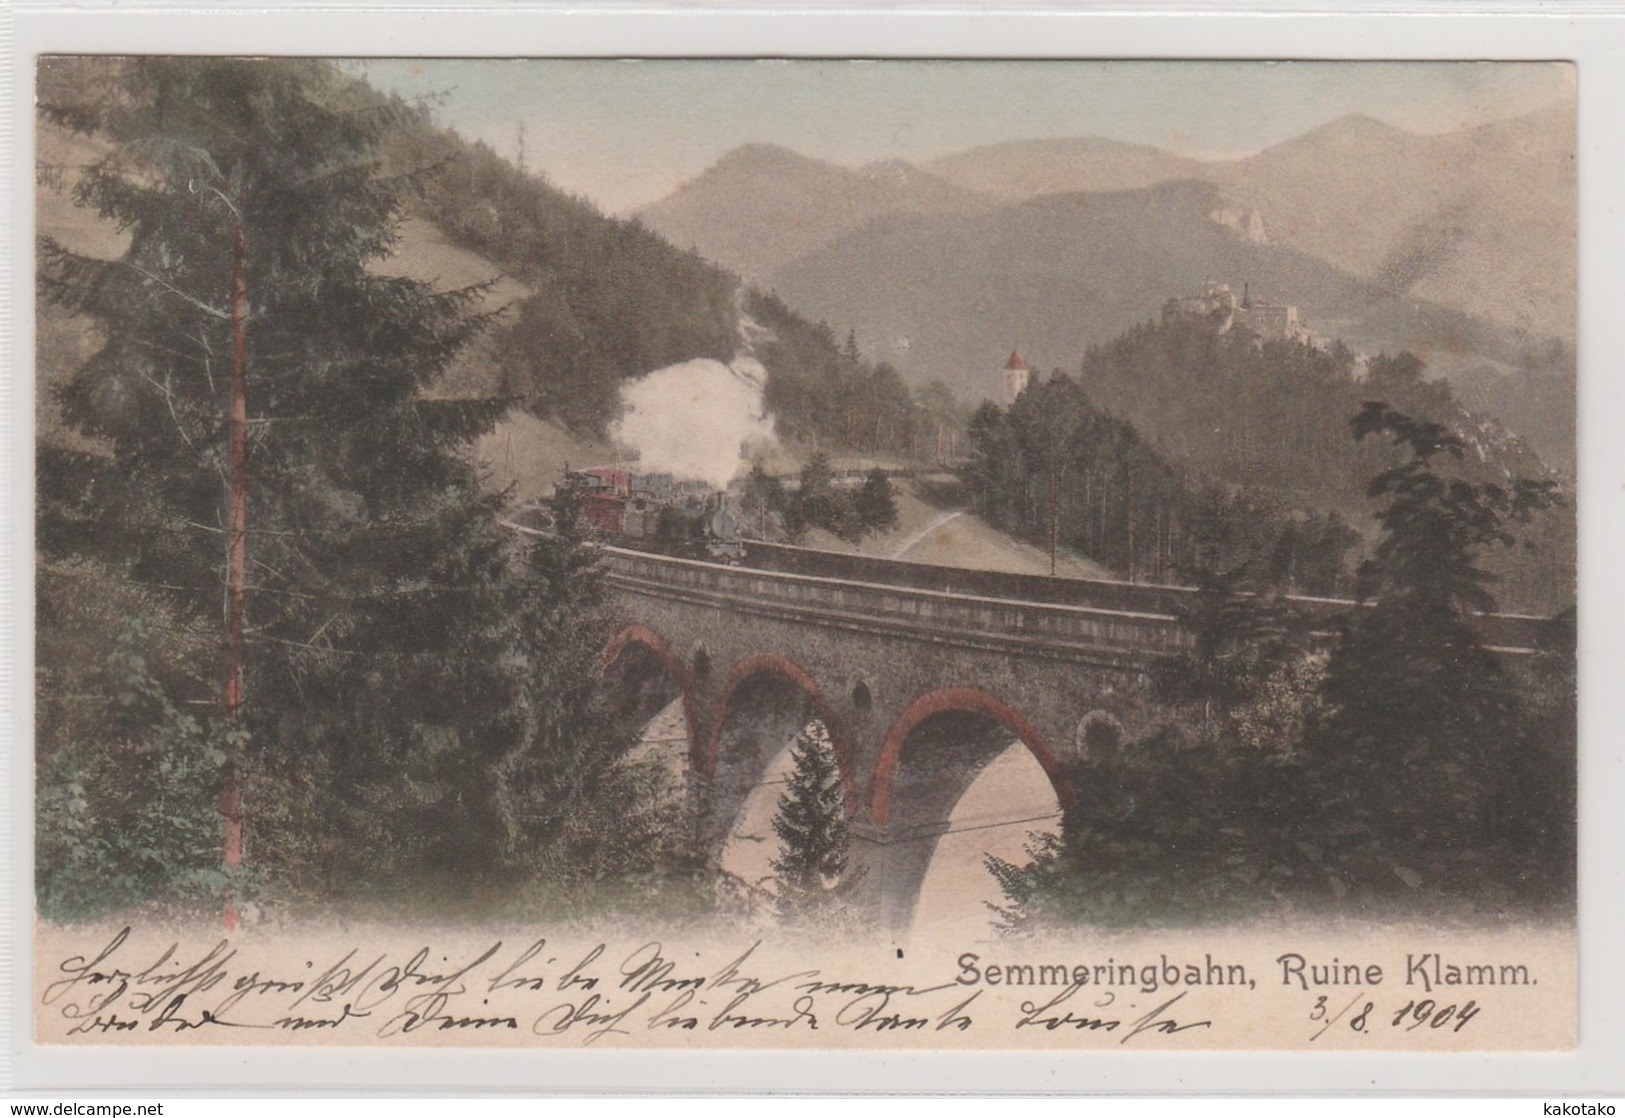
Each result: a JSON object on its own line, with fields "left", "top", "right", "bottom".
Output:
{"left": 1163, "top": 281, "right": 1320, "bottom": 348}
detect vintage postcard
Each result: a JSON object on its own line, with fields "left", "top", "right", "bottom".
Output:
{"left": 28, "top": 51, "right": 1583, "bottom": 1061}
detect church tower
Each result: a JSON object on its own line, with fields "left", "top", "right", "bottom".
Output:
{"left": 1000, "top": 349, "right": 1032, "bottom": 406}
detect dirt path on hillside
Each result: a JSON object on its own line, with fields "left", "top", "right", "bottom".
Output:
{"left": 890, "top": 509, "right": 965, "bottom": 558}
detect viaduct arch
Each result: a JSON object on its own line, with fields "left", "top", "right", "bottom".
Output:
{"left": 602, "top": 623, "right": 701, "bottom": 767}
{"left": 700, "top": 653, "right": 858, "bottom": 858}
{"left": 865, "top": 686, "right": 1075, "bottom": 930}
{"left": 591, "top": 543, "right": 1547, "bottom": 931}
{"left": 871, "top": 686, "right": 1072, "bottom": 826}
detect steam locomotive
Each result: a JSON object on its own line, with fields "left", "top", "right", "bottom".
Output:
{"left": 556, "top": 466, "right": 745, "bottom": 563}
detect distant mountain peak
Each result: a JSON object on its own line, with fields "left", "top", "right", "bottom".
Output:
{"left": 712, "top": 142, "right": 827, "bottom": 172}
{"left": 936, "top": 133, "right": 1194, "bottom": 161}
{"left": 923, "top": 134, "right": 1210, "bottom": 201}
{"left": 861, "top": 158, "right": 922, "bottom": 181}
{"left": 1287, "top": 113, "right": 1415, "bottom": 148}
{"left": 1330, "top": 112, "right": 1401, "bottom": 130}
{"left": 637, "top": 143, "right": 986, "bottom": 279}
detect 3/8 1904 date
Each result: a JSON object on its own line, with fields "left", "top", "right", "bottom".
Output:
{"left": 1309, "top": 993, "right": 1481, "bottom": 1041}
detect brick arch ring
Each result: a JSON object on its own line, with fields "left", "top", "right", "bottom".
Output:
{"left": 868, "top": 686, "right": 1076, "bottom": 827}
{"left": 704, "top": 654, "right": 858, "bottom": 812}
{"left": 601, "top": 624, "right": 703, "bottom": 768}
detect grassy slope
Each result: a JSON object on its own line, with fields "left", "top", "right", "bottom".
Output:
{"left": 797, "top": 480, "right": 1112, "bottom": 580}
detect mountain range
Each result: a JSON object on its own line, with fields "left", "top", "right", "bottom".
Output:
{"left": 643, "top": 107, "right": 1574, "bottom": 346}
{"left": 637, "top": 105, "right": 1575, "bottom": 471}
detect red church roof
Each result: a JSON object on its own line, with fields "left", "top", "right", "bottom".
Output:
{"left": 1004, "top": 349, "right": 1031, "bottom": 371}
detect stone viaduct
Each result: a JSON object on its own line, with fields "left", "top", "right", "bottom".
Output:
{"left": 595, "top": 541, "right": 1546, "bottom": 930}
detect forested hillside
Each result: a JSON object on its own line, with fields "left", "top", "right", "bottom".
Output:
{"left": 747, "top": 290, "right": 955, "bottom": 456}
{"left": 965, "top": 315, "right": 1573, "bottom": 613}
{"left": 964, "top": 373, "right": 1364, "bottom": 598}
{"left": 382, "top": 120, "right": 740, "bottom": 431}
{"left": 1080, "top": 317, "right": 1547, "bottom": 504}
{"left": 385, "top": 107, "right": 959, "bottom": 455}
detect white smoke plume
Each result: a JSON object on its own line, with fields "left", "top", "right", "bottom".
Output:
{"left": 609, "top": 356, "right": 778, "bottom": 489}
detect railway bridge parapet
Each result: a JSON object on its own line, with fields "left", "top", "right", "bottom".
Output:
{"left": 594, "top": 542, "right": 1545, "bottom": 929}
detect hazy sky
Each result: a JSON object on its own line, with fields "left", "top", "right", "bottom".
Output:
{"left": 353, "top": 59, "right": 1574, "bottom": 216}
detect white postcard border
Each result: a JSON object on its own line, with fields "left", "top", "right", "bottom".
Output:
{"left": 5, "top": 2, "right": 1623, "bottom": 1096}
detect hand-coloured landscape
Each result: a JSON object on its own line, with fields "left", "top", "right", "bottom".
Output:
{"left": 33, "top": 57, "right": 1577, "bottom": 1049}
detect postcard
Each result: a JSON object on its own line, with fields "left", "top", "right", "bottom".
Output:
{"left": 26, "top": 47, "right": 1589, "bottom": 1065}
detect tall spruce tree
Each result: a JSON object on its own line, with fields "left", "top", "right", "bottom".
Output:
{"left": 856, "top": 467, "right": 899, "bottom": 534}
{"left": 769, "top": 722, "right": 849, "bottom": 919}
{"left": 37, "top": 58, "right": 641, "bottom": 904}
{"left": 1314, "top": 403, "right": 1559, "bottom": 884}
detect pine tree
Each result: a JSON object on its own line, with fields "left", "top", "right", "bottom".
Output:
{"left": 1156, "top": 567, "right": 1292, "bottom": 741}
{"left": 769, "top": 722, "right": 849, "bottom": 919}
{"left": 856, "top": 467, "right": 899, "bottom": 534}
{"left": 740, "top": 461, "right": 786, "bottom": 537}
{"left": 796, "top": 450, "right": 838, "bottom": 528}
{"left": 1315, "top": 403, "right": 1558, "bottom": 885}
{"left": 36, "top": 58, "right": 641, "bottom": 904}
